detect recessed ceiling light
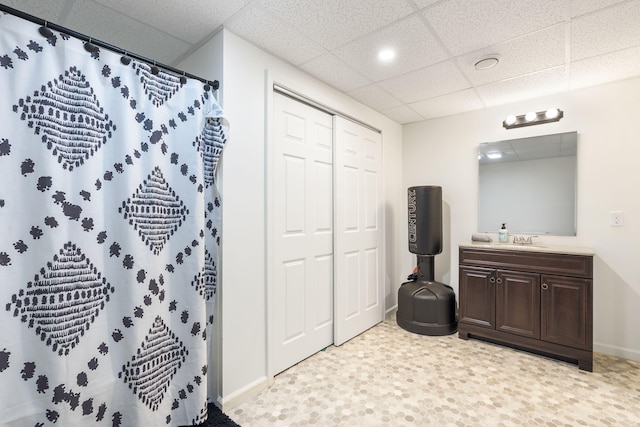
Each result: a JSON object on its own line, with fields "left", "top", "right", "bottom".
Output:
{"left": 474, "top": 55, "right": 499, "bottom": 70}
{"left": 378, "top": 48, "right": 395, "bottom": 62}
{"left": 487, "top": 152, "right": 502, "bottom": 159}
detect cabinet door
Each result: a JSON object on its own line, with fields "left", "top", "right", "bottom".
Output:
{"left": 541, "top": 275, "right": 592, "bottom": 350}
{"left": 496, "top": 270, "right": 540, "bottom": 339}
{"left": 459, "top": 266, "right": 495, "bottom": 329}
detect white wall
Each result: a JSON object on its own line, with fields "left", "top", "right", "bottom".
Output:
{"left": 403, "top": 76, "right": 640, "bottom": 362}
{"left": 180, "top": 29, "right": 404, "bottom": 408}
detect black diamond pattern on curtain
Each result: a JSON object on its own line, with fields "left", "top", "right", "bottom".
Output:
{"left": 6, "top": 242, "right": 114, "bottom": 356}
{"left": 13, "top": 66, "right": 115, "bottom": 171}
{"left": 195, "top": 117, "right": 227, "bottom": 189}
{"left": 132, "top": 61, "right": 183, "bottom": 108}
{"left": 120, "top": 316, "right": 188, "bottom": 411}
{"left": 120, "top": 166, "right": 189, "bottom": 255}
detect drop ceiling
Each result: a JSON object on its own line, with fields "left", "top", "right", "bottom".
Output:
{"left": 2, "top": 0, "right": 640, "bottom": 124}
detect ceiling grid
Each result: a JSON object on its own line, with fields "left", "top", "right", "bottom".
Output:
{"left": 2, "top": 0, "right": 639, "bottom": 124}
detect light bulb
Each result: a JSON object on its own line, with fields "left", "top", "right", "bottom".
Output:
{"left": 545, "top": 108, "right": 559, "bottom": 119}
{"left": 504, "top": 115, "right": 517, "bottom": 125}
{"left": 525, "top": 111, "right": 537, "bottom": 122}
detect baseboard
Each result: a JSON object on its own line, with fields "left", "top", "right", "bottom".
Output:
{"left": 216, "top": 376, "right": 270, "bottom": 412}
{"left": 385, "top": 305, "right": 397, "bottom": 317}
{"left": 594, "top": 342, "right": 640, "bottom": 363}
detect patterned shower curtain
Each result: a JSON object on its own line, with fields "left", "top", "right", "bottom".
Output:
{"left": 0, "top": 11, "right": 227, "bottom": 427}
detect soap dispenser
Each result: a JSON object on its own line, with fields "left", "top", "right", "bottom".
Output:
{"left": 499, "top": 223, "right": 509, "bottom": 243}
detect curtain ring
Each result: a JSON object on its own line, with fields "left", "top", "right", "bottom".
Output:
{"left": 180, "top": 72, "right": 187, "bottom": 85}
{"left": 121, "top": 51, "right": 131, "bottom": 65}
{"left": 150, "top": 61, "right": 159, "bottom": 75}
{"left": 39, "top": 21, "right": 54, "bottom": 38}
{"left": 84, "top": 37, "right": 98, "bottom": 53}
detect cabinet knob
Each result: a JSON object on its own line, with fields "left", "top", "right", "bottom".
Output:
{"left": 541, "top": 283, "right": 549, "bottom": 290}
{"left": 496, "top": 278, "right": 502, "bottom": 284}
{"left": 489, "top": 277, "right": 496, "bottom": 283}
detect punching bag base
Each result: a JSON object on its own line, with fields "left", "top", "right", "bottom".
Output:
{"left": 396, "top": 281, "right": 458, "bottom": 336}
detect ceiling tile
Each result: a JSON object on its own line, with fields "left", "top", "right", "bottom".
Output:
{"left": 225, "top": 3, "right": 326, "bottom": 66}
{"left": 4, "top": 0, "right": 640, "bottom": 124}
{"left": 412, "top": 0, "right": 443, "bottom": 9}
{"left": 457, "top": 24, "right": 567, "bottom": 86}
{"left": 378, "top": 60, "right": 471, "bottom": 103}
{"left": 409, "top": 89, "right": 485, "bottom": 120}
{"left": 93, "top": 0, "right": 251, "bottom": 43}
{"left": 570, "top": 45, "right": 640, "bottom": 90}
{"left": 476, "top": 66, "right": 568, "bottom": 107}
{"left": 570, "top": 0, "right": 627, "bottom": 17}
{"left": 347, "top": 84, "right": 403, "bottom": 111}
{"left": 424, "top": 0, "right": 567, "bottom": 56}
{"left": 64, "top": 1, "right": 191, "bottom": 64}
{"left": 0, "top": 0, "right": 67, "bottom": 22}
{"left": 333, "top": 14, "right": 449, "bottom": 82}
{"left": 381, "top": 105, "right": 425, "bottom": 124}
{"left": 258, "top": 0, "right": 413, "bottom": 50}
{"left": 300, "top": 53, "right": 372, "bottom": 92}
{"left": 571, "top": 0, "right": 640, "bottom": 61}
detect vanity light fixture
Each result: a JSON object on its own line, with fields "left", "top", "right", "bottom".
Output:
{"left": 502, "top": 108, "right": 564, "bottom": 129}
{"left": 486, "top": 152, "right": 502, "bottom": 160}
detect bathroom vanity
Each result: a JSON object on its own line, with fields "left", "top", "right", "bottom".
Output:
{"left": 458, "top": 243, "right": 593, "bottom": 371}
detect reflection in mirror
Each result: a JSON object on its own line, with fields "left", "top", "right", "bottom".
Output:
{"left": 478, "top": 131, "right": 577, "bottom": 236}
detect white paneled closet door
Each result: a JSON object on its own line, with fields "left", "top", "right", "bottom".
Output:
{"left": 272, "top": 93, "right": 334, "bottom": 375}
{"left": 333, "top": 116, "right": 384, "bottom": 346}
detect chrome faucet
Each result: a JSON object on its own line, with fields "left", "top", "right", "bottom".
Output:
{"left": 513, "top": 235, "right": 537, "bottom": 245}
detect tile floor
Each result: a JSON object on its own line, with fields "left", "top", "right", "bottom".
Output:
{"left": 229, "top": 313, "right": 640, "bottom": 426}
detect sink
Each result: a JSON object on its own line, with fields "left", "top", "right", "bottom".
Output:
{"left": 468, "top": 242, "right": 548, "bottom": 251}
{"left": 496, "top": 243, "right": 546, "bottom": 249}
{"left": 462, "top": 242, "right": 595, "bottom": 256}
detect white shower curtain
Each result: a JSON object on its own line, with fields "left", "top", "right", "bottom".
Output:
{"left": 0, "top": 11, "right": 227, "bottom": 426}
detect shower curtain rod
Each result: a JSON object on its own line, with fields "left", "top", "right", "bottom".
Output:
{"left": 0, "top": 3, "right": 219, "bottom": 91}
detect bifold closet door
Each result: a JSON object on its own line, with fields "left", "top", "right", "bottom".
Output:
{"left": 333, "top": 116, "right": 384, "bottom": 346}
{"left": 272, "top": 93, "right": 334, "bottom": 375}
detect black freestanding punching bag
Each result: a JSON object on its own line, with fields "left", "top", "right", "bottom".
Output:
{"left": 396, "top": 186, "right": 458, "bottom": 335}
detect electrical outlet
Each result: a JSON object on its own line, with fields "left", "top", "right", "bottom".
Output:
{"left": 610, "top": 211, "right": 624, "bottom": 227}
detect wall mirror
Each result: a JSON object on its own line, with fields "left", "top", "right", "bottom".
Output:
{"left": 477, "top": 131, "right": 577, "bottom": 236}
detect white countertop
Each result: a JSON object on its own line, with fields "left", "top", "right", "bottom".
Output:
{"left": 460, "top": 242, "right": 594, "bottom": 256}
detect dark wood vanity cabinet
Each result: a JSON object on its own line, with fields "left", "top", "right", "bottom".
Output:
{"left": 458, "top": 246, "right": 593, "bottom": 371}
